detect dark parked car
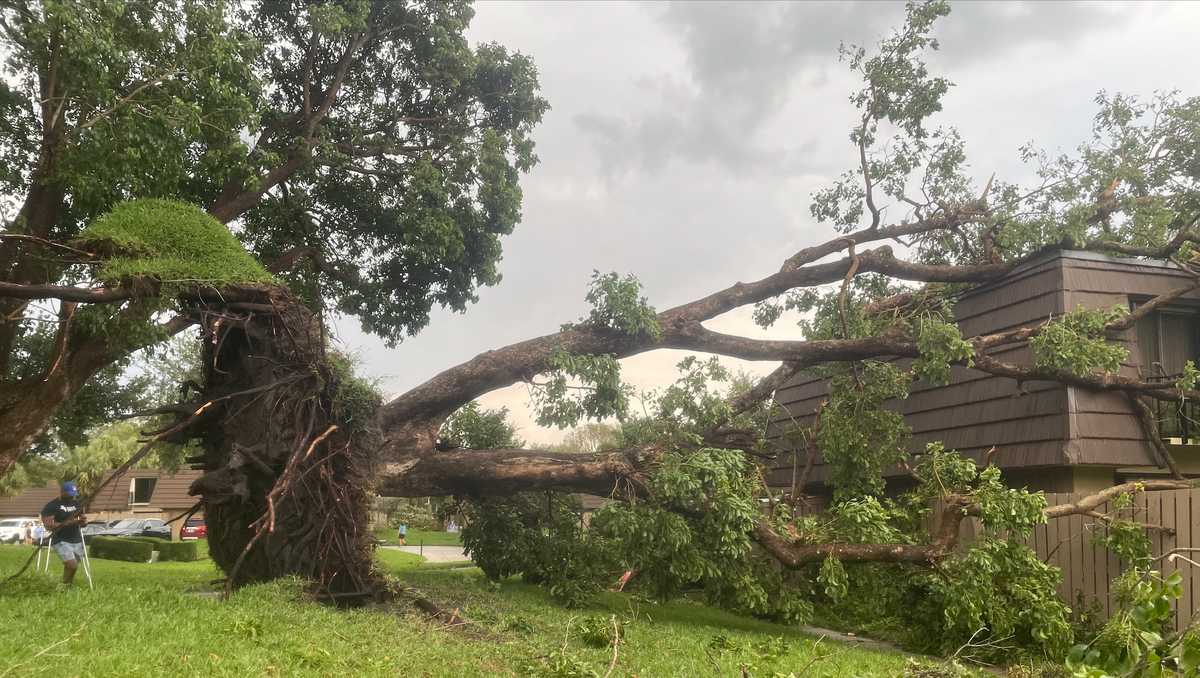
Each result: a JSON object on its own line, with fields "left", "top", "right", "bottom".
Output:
{"left": 180, "top": 518, "right": 206, "bottom": 541}
{"left": 82, "top": 520, "right": 117, "bottom": 537}
{"left": 93, "top": 518, "right": 171, "bottom": 540}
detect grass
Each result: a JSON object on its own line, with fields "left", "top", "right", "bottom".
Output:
{"left": 0, "top": 543, "right": 918, "bottom": 677}
{"left": 372, "top": 526, "right": 462, "bottom": 547}
{"left": 78, "top": 198, "right": 274, "bottom": 286}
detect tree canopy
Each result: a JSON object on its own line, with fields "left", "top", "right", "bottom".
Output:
{"left": 0, "top": 0, "right": 547, "bottom": 465}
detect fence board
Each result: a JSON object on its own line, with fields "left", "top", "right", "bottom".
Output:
{"left": 1176, "top": 491, "right": 1194, "bottom": 630}
{"left": 1163, "top": 493, "right": 1180, "bottom": 625}
{"left": 1087, "top": 511, "right": 1106, "bottom": 611}
{"left": 1103, "top": 499, "right": 1120, "bottom": 619}
{"left": 1070, "top": 512, "right": 1086, "bottom": 609}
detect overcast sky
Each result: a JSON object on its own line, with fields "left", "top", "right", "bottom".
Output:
{"left": 331, "top": 1, "right": 1200, "bottom": 446}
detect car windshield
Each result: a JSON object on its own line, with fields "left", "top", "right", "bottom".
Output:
{"left": 109, "top": 520, "right": 142, "bottom": 529}
{"left": 185, "top": 519, "right": 203, "bottom": 527}
{"left": 0, "top": 519, "right": 19, "bottom": 527}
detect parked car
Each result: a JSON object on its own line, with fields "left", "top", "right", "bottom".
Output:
{"left": 180, "top": 518, "right": 206, "bottom": 541}
{"left": 82, "top": 520, "right": 117, "bottom": 537}
{"left": 93, "top": 518, "right": 171, "bottom": 540}
{"left": 0, "top": 518, "right": 36, "bottom": 543}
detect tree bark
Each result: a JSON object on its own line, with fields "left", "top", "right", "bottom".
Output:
{"left": 176, "top": 289, "right": 380, "bottom": 595}
{"left": 376, "top": 446, "right": 658, "bottom": 498}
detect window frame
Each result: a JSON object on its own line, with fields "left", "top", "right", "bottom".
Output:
{"left": 128, "top": 477, "right": 157, "bottom": 506}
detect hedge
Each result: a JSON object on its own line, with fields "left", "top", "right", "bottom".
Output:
{"left": 88, "top": 536, "right": 201, "bottom": 562}
{"left": 88, "top": 536, "right": 154, "bottom": 563}
{"left": 154, "top": 540, "right": 200, "bottom": 562}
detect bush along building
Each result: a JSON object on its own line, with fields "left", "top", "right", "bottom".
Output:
{"left": 771, "top": 249, "right": 1200, "bottom": 499}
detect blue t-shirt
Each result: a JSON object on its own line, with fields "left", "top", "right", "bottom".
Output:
{"left": 40, "top": 498, "right": 82, "bottom": 543}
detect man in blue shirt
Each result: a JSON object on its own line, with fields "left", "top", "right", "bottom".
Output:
{"left": 40, "top": 481, "right": 87, "bottom": 587}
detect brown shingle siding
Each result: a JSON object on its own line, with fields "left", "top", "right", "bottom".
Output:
{"left": 12, "top": 469, "right": 205, "bottom": 514}
{"left": 0, "top": 484, "right": 60, "bottom": 518}
{"left": 769, "top": 249, "right": 1192, "bottom": 492}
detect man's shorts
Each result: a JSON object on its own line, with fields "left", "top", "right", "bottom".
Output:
{"left": 52, "top": 540, "right": 85, "bottom": 563}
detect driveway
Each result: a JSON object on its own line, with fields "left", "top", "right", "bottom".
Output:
{"left": 387, "top": 545, "right": 470, "bottom": 563}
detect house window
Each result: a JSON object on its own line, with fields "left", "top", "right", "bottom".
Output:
{"left": 129, "top": 477, "right": 156, "bottom": 505}
{"left": 1135, "top": 309, "right": 1200, "bottom": 380}
{"left": 1135, "top": 307, "right": 1200, "bottom": 440}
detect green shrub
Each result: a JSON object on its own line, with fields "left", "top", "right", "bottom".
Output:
{"left": 154, "top": 540, "right": 200, "bottom": 562}
{"left": 89, "top": 536, "right": 154, "bottom": 563}
{"left": 94, "top": 536, "right": 198, "bottom": 562}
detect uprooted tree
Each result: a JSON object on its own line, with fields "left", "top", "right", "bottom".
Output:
{"left": 3, "top": 0, "right": 1200, "bottom": 666}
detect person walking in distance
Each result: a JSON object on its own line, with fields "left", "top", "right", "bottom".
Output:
{"left": 40, "top": 481, "right": 87, "bottom": 587}
{"left": 397, "top": 523, "right": 408, "bottom": 546}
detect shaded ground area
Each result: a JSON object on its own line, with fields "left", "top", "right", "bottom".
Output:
{"left": 0, "top": 544, "right": 924, "bottom": 677}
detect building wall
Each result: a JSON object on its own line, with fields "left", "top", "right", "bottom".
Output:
{"left": 769, "top": 254, "right": 1073, "bottom": 488}
{"left": 0, "top": 470, "right": 204, "bottom": 540}
{"left": 770, "top": 250, "right": 1200, "bottom": 494}
{"left": 1057, "top": 254, "right": 1200, "bottom": 468}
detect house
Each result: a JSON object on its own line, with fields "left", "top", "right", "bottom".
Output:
{"left": 0, "top": 469, "right": 203, "bottom": 540}
{"left": 769, "top": 249, "right": 1200, "bottom": 497}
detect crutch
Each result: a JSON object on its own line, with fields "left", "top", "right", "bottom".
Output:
{"left": 78, "top": 534, "right": 94, "bottom": 589}
{"left": 35, "top": 533, "right": 52, "bottom": 575}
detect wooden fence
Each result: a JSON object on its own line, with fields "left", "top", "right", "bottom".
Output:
{"left": 964, "top": 488, "right": 1200, "bottom": 633}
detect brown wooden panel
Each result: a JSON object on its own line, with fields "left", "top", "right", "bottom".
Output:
{"left": 1073, "top": 439, "right": 1157, "bottom": 467}
{"left": 907, "top": 373, "right": 1059, "bottom": 413}
{"left": 904, "top": 390, "right": 1065, "bottom": 435}
{"left": 1072, "top": 413, "right": 1146, "bottom": 441}
{"left": 0, "top": 483, "right": 60, "bottom": 518}
{"left": 1062, "top": 290, "right": 1132, "bottom": 312}
{"left": 959, "top": 293, "right": 1062, "bottom": 338}
{"left": 955, "top": 259, "right": 1062, "bottom": 318}
{"left": 1162, "top": 493, "right": 1181, "bottom": 627}
{"left": 1176, "top": 491, "right": 1194, "bottom": 629}
{"left": 774, "top": 377, "right": 828, "bottom": 408}
{"left": 1086, "top": 511, "right": 1107, "bottom": 612}
{"left": 1064, "top": 262, "right": 1200, "bottom": 300}
{"left": 1097, "top": 500, "right": 1117, "bottom": 618}
{"left": 955, "top": 285, "right": 1063, "bottom": 332}
{"left": 1147, "top": 494, "right": 1170, "bottom": 626}
{"left": 1072, "top": 390, "right": 1135, "bottom": 415}
{"left": 1048, "top": 503, "right": 1069, "bottom": 602}
{"left": 915, "top": 414, "right": 1066, "bottom": 450}
{"left": 1075, "top": 513, "right": 1094, "bottom": 607}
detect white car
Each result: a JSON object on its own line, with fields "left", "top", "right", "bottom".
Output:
{"left": 0, "top": 517, "right": 37, "bottom": 544}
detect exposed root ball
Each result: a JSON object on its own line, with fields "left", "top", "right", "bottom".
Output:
{"left": 169, "top": 286, "right": 382, "bottom": 597}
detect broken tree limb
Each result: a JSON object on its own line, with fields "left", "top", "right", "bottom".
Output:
{"left": 1126, "top": 394, "right": 1187, "bottom": 480}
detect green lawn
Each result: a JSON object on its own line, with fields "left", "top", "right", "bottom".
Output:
{"left": 0, "top": 543, "right": 917, "bottom": 677}
{"left": 372, "top": 526, "right": 462, "bottom": 546}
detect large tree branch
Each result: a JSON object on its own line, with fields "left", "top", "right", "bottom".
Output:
{"left": 378, "top": 248, "right": 1017, "bottom": 457}
{"left": 754, "top": 479, "right": 1196, "bottom": 567}
{"left": 375, "top": 446, "right": 658, "bottom": 498}
{"left": 0, "top": 313, "right": 196, "bottom": 476}
{"left": 208, "top": 33, "right": 370, "bottom": 225}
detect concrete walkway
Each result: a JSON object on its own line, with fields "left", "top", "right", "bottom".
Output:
{"left": 386, "top": 544, "right": 470, "bottom": 563}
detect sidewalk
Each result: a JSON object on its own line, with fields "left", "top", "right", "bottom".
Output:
{"left": 385, "top": 544, "right": 469, "bottom": 563}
